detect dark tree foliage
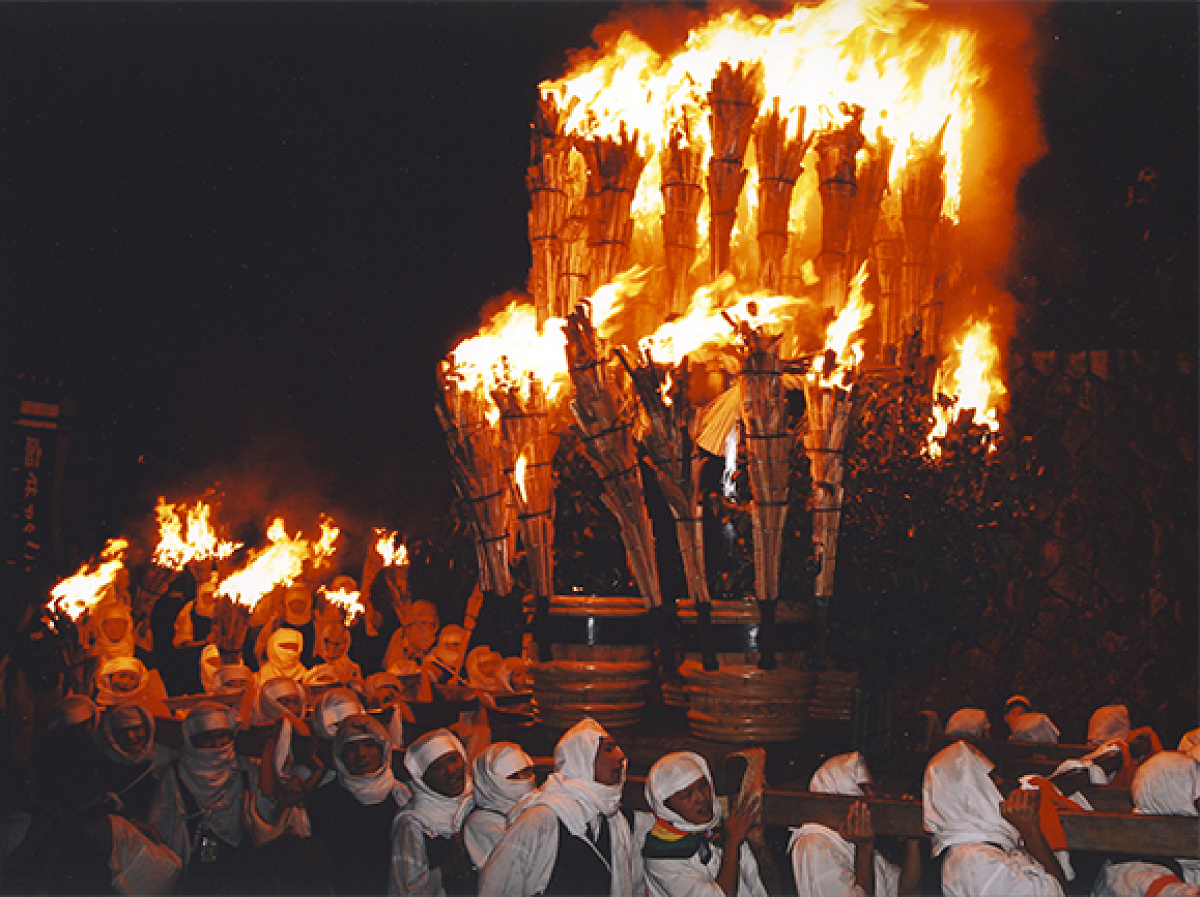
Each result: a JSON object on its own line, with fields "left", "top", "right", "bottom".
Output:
{"left": 830, "top": 379, "right": 1032, "bottom": 675}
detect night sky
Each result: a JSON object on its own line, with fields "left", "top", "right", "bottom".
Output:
{"left": 0, "top": 2, "right": 1195, "bottom": 568}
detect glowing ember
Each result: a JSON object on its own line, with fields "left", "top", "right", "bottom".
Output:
{"left": 152, "top": 497, "right": 242, "bottom": 570}
{"left": 374, "top": 528, "right": 409, "bottom": 567}
{"left": 513, "top": 453, "right": 529, "bottom": 505}
{"left": 319, "top": 585, "right": 365, "bottom": 625}
{"left": 49, "top": 538, "right": 129, "bottom": 621}
{"left": 928, "top": 318, "right": 1006, "bottom": 455}
{"left": 215, "top": 518, "right": 310, "bottom": 612}
{"left": 312, "top": 514, "right": 340, "bottom": 567}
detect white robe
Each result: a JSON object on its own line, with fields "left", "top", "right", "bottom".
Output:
{"left": 634, "top": 810, "right": 767, "bottom": 897}
{"left": 942, "top": 843, "right": 1064, "bottom": 897}
{"left": 477, "top": 803, "right": 642, "bottom": 897}
{"left": 1093, "top": 860, "right": 1200, "bottom": 896}
{"left": 108, "top": 814, "right": 182, "bottom": 896}
{"left": 788, "top": 823, "right": 900, "bottom": 897}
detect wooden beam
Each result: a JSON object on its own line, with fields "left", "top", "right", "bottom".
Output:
{"left": 622, "top": 778, "right": 1198, "bottom": 857}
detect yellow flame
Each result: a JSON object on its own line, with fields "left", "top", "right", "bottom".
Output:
{"left": 49, "top": 538, "right": 129, "bottom": 621}
{"left": 374, "top": 528, "right": 409, "bottom": 567}
{"left": 152, "top": 497, "right": 242, "bottom": 570}
{"left": 319, "top": 586, "right": 365, "bottom": 625}
{"left": 514, "top": 453, "right": 529, "bottom": 505}
{"left": 928, "top": 318, "right": 1005, "bottom": 455}
{"left": 447, "top": 301, "right": 569, "bottom": 404}
{"left": 810, "top": 265, "right": 872, "bottom": 389}
{"left": 541, "top": 0, "right": 982, "bottom": 228}
{"left": 312, "top": 514, "right": 340, "bottom": 567}
{"left": 215, "top": 518, "right": 311, "bottom": 612}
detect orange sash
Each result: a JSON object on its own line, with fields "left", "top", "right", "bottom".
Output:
{"left": 1023, "top": 775, "right": 1081, "bottom": 852}
{"left": 1109, "top": 727, "right": 1163, "bottom": 790}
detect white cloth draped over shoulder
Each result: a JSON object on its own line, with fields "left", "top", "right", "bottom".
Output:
{"left": 478, "top": 717, "right": 643, "bottom": 897}
{"left": 463, "top": 742, "right": 534, "bottom": 868}
{"left": 923, "top": 740, "right": 1062, "bottom": 897}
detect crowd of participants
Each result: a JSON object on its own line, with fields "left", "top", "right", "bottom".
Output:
{"left": 0, "top": 562, "right": 1196, "bottom": 896}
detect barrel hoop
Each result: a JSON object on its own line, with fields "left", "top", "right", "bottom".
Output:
{"left": 544, "top": 613, "right": 651, "bottom": 647}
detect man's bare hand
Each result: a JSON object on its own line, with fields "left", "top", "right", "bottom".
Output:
{"left": 999, "top": 788, "right": 1041, "bottom": 837}
{"left": 839, "top": 800, "right": 875, "bottom": 846}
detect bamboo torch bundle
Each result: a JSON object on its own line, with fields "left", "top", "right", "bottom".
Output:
{"left": 661, "top": 119, "right": 706, "bottom": 316}
{"left": 579, "top": 126, "right": 646, "bottom": 293}
{"left": 491, "top": 377, "right": 556, "bottom": 659}
{"left": 435, "top": 373, "right": 514, "bottom": 597}
{"left": 564, "top": 308, "right": 662, "bottom": 609}
{"left": 735, "top": 324, "right": 794, "bottom": 670}
{"left": 754, "top": 99, "right": 812, "bottom": 294}
{"left": 527, "top": 98, "right": 572, "bottom": 329}
{"left": 844, "top": 130, "right": 894, "bottom": 291}
{"left": 871, "top": 201, "right": 905, "bottom": 364}
{"left": 899, "top": 117, "right": 948, "bottom": 355}
{"left": 813, "top": 103, "right": 866, "bottom": 311}
{"left": 558, "top": 183, "right": 591, "bottom": 317}
{"left": 707, "top": 61, "right": 763, "bottom": 279}
{"left": 625, "top": 353, "right": 720, "bottom": 669}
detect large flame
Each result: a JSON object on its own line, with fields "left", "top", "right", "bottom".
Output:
{"left": 152, "top": 497, "right": 242, "bottom": 570}
{"left": 319, "top": 585, "right": 365, "bottom": 625}
{"left": 215, "top": 518, "right": 311, "bottom": 612}
{"left": 49, "top": 538, "right": 129, "bottom": 621}
{"left": 810, "top": 265, "right": 872, "bottom": 390}
{"left": 447, "top": 301, "right": 569, "bottom": 405}
{"left": 928, "top": 318, "right": 1006, "bottom": 455}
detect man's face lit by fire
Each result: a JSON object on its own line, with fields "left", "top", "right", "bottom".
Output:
{"left": 665, "top": 776, "right": 714, "bottom": 826}
{"left": 113, "top": 722, "right": 150, "bottom": 757}
{"left": 110, "top": 670, "right": 140, "bottom": 693}
{"left": 593, "top": 736, "right": 625, "bottom": 786}
{"left": 342, "top": 738, "right": 385, "bottom": 776}
{"left": 424, "top": 750, "right": 466, "bottom": 797}
{"left": 320, "top": 627, "right": 350, "bottom": 662}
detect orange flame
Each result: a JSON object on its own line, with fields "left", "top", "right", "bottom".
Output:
{"left": 447, "top": 301, "right": 569, "bottom": 407}
{"left": 152, "top": 497, "right": 242, "bottom": 570}
{"left": 312, "top": 514, "right": 340, "bottom": 568}
{"left": 809, "top": 265, "right": 872, "bottom": 390}
{"left": 49, "top": 538, "right": 129, "bottom": 621}
{"left": 928, "top": 318, "right": 1006, "bottom": 456}
{"left": 514, "top": 453, "right": 529, "bottom": 505}
{"left": 215, "top": 518, "right": 310, "bottom": 612}
{"left": 374, "top": 528, "right": 409, "bottom": 567}
{"left": 319, "top": 585, "right": 365, "bottom": 625}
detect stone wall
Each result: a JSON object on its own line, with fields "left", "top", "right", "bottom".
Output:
{"left": 896, "top": 349, "right": 1197, "bottom": 744}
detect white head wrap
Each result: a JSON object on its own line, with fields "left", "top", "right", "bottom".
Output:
{"left": 283, "top": 585, "right": 313, "bottom": 627}
{"left": 403, "top": 728, "right": 473, "bottom": 837}
{"left": 260, "top": 628, "right": 306, "bottom": 681}
{"left": 91, "top": 600, "right": 135, "bottom": 663}
{"left": 312, "top": 687, "right": 364, "bottom": 740}
{"left": 302, "top": 664, "right": 341, "bottom": 690}
{"left": 200, "top": 645, "right": 222, "bottom": 694}
{"left": 254, "top": 676, "right": 307, "bottom": 724}
{"left": 922, "top": 740, "right": 1020, "bottom": 857}
{"left": 50, "top": 694, "right": 99, "bottom": 731}
{"left": 95, "top": 656, "right": 151, "bottom": 708}
{"left": 1008, "top": 712, "right": 1060, "bottom": 744}
{"left": 332, "top": 713, "right": 407, "bottom": 806}
{"left": 646, "top": 751, "right": 720, "bottom": 834}
{"left": 1131, "top": 751, "right": 1200, "bottom": 817}
{"left": 1088, "top": 704, "right": 1130, "bottom": 746}
{"left": 945, "top": 708, "right": 991, "bottom": 738}
{"left": 179, "top": 703, "right": 241, "bottom": 844}
{"left": 810, "top": 751, "right": 872, "bottom": 795}
{"left": 512, "top": 716, "right": 624, "bottom": 838}
{"left": 472, "top": 742, "right": 535, "bottom": 815}
{"left": 100, "top": 702, "right": 156, "bottom": 765}
{"left": 1178, "top": 729, "right": 1200, "bottom": 760}
{"left": 210, "top": 662, "right": 253, "bottom": 695}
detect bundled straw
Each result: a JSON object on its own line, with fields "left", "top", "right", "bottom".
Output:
{"left": 802, "top": 357, "right": 854, "bottom": 607}
{"left": 813, "top": 103, "right": 866, "bottom": 310}
{"left": 899, "top": 117, "right": 948, "bottom": 339}
{"left": 661, "top": 119, "right": 706, "bottom": 316}
{"left": 579, "top": 126, "right": 646, "bottom": 292}
{"left": 754, "top": 99, "right": 812, "bottom": 293}
{"left": 564, "top": 308, "right": 662, "bottom": 609}
{"left": 436, "top": 375, "right": 513, "bottom": 596}
{"left": 707, "top": 61, "right": 763, "bottom": 278}
{"left": 492, "top": 377, "right": 556, "bottom": 655}
{"left": 558, "top": 183, "right": 591, "bottom": 317}
{"left": 735, "top": 324, "right": 794, "bottom": 669}
{"left": 871, "top": 202, "right": 905, "bottom": 362}
{"left": 527, "top": 98, "right": 572, "bottom": 329}
{"left": 844, "top": 130, "right": 894, "bottom": 291}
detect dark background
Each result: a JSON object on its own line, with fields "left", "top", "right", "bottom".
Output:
{"left": 0, "top": 2, "right": 1195, "bottom": 573}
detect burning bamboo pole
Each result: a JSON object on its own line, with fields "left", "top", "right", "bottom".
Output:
{"left": 707, "top": 61, "right": 763, "bottom": 279}
{"left": 802, "top": 356, "right": 853, "bottom": 613}
{"left": 660, "top": 119, "right": 706, "bottom": 317}
{"left": 564, "top": 308, "right": 662, "bottom": 609}
{"left": 755, "top": 99, "right": 811, "bottom": 294}
{"left": 844, "top": 130, "right": 894, "bottom": 294}
{"left": 527, "top": 98, "right": 572, "bottom": 330}
{"left": 579, "top": 126, "right": 646, "bottom": 294}
{"left": 492, "top": 377, "right": 556, "bottom": 660}
{"left": 626, "top": 353, "right": 718, "bottom": 670}
{"left": 899, "top": 117, "right": 948, "bottom": 372}
{"left": 872, "top": 201, "right": 905, "bottom": 365}
{"left": 557, "top": 156, "right": 591, "bottom": 317}
{"left": 814, "top": 103, "right": 866, "bottom": 311}
{"left": 735, "top": 324, "right": 794, "bottom": 671}
{"left": 435, "top": 375, "right": 514, "bottom": 597}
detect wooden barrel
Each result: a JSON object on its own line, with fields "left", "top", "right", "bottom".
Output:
{"left": 676, "top": 598, "right": 812, "bottom": 669}
{"left": 531, "top": 594, "right": 651, "bottom": 730}
{"left": 681, "top": 660, "right": 816, "bottom": 742}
